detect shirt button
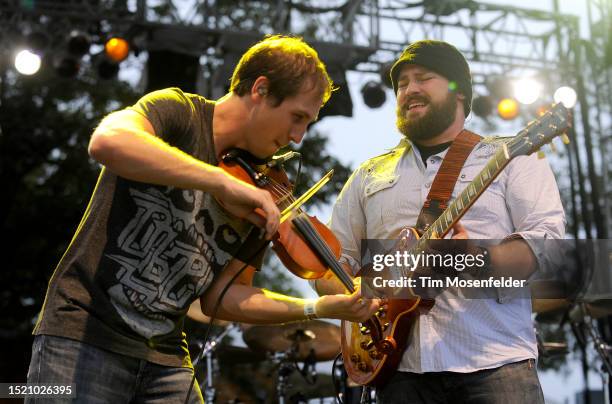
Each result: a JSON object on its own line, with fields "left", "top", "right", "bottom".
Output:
{"left": 425, "top": 182, "right": 431, "bottom": 188}
{"left": 388, "top": 179, "right": 394, "bottom": 184}
{"left": 460, "top": 174, "right": 466, "bottom": 179}
{"left": 430, "top": 159, "right": 435, "bottom": 164}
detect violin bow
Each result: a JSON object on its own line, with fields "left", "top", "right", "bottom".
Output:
{"left": 279, "top": 169, "right": 334, "bottom": 223}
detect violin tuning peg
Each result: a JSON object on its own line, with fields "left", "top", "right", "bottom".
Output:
{"left": 561, "top": 133, "right": 570, "bottom": 144}
{"left": 537, "top": 150, "right": 546, "bottom": 159}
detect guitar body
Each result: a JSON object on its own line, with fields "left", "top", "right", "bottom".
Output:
{"left": 340, "top": 227, "right": 435, "bottom": 386}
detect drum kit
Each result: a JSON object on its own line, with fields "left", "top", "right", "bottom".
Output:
{"left": 185, "top": 301, "right": 349, "bottom": 404}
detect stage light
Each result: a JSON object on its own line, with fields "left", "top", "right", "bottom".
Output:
{"left": 513, "top": 78, "right": 542, "bottom": 105}
{"left": 361, "top": 81, "right": 386, "bottom": 108}
{"left": 472, "top": 95, "right": 494, "bottom": 118}
{"left": 497, "top": 98, "right": 520, "bottom": 120}
{"left": 67, "top": 31, "right": 90, "bottom": 56}
{"left": 104, "top": 37, "right": 130, "bottom": 62}
{"left": 553, "top": 86, "right": 577, "bottom": 108}
{"left": 14, "top": 50, "right": 41, "bottom": 75}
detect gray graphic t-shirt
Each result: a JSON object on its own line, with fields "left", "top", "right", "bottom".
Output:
{"left": 34, "top": 88, "right": 263, "bottom": 366}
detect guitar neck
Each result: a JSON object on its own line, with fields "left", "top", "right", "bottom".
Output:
{"left": 412, "top": 143, "right": 512, "bottom": 253}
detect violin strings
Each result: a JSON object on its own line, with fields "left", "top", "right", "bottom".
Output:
{"left": 263, "top": 175, "right": 304, "bottom": 213}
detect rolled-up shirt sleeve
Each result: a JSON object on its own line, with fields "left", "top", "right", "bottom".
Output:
{"left": 504, "top": 153, "right": 566, "bottom": 270}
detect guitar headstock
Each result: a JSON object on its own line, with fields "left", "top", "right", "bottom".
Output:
{"left": 507, "top": 103, "right": 571, "bottom": 158}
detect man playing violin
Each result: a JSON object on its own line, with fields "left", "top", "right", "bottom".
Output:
{"left": 313, "top": 40, "right": 565, "bottom": 403}
{"left": 27, "top": 35, "right": 379, "bottom": 403}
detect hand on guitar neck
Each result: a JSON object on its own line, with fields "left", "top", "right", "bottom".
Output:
{"left": 416, "top": 221, "right": 538, "bottom": 284}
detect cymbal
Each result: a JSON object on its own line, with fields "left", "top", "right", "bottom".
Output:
{"left": 242, "top": 320, "right": 341, "bottom": 362}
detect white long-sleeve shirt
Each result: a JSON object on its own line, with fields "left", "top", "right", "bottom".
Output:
{"left": 329, "top": 136, "right": 565, "bottom": 373}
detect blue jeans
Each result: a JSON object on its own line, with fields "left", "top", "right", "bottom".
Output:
{"left": 26, "top": 335, "right": 203, "bottom": 404}
{"left": 377, "top": 359, "right": 544, "bottom": 404}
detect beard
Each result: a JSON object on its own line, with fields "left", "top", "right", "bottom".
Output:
{"left": 396, "top": 92, "right": 457, "bottom": 143}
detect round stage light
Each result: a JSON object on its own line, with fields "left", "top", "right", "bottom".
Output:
{"left": 14, "top": 50, "right": 42, "bottom": 75}
{"left": 497, "top": 98, "right": 520, "bottom": 120}
{"left": 361, "top": 81, "right": 386, "bottom": 108}
{"left": 513, "top": 78, "right": 542, "bottom": 105}
{"left": 104, "top": 37, "right": 130, "bottom": 62}
{"left": 472, "top": 95, "right": 494, "bottom": 118}
{"left": 553, "top": 86, "right": 577, "bottom": 108}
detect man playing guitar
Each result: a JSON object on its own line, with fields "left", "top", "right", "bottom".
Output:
{"left": 313, "top": 40, "right": 565, "bottom": 403}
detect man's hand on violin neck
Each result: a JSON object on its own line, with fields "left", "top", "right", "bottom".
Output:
{"left": 315, "top": 286, "right": 381, "bottom": 323}
{"left": 214, "top": 170, "right": 280, "bottom": 239}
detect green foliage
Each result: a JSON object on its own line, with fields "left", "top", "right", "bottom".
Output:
{"left": 0, "top": 68, "right": 139, "bottom": 334}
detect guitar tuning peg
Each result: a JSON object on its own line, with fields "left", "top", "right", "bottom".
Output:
{"left": 561, "top": 134, "right": 570, "bottom": 144}
{"left": 537, "top": 150, "right": 546, "bottom": 159}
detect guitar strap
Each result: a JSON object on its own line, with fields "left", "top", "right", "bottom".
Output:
{"left": 415, "top": 130, "right": 482, "bottom": 235}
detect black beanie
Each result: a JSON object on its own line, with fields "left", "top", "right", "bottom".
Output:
{"left": 390, "top": 40, "right": 472, "bottom": 117}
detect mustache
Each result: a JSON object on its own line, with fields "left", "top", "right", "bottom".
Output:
{"left": 400, "top": 95, "right": 430, "bottom": 110}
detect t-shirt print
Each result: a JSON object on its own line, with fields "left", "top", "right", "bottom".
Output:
{"left": 105, "top": 183, "right": 246, "bottom": 339}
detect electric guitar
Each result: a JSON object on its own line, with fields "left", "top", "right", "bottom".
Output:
{"left": 340, "top": 103, "right": 571, "bottom": 386}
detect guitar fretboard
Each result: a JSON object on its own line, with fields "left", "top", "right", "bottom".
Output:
{"left": 410, "top": 143, "right": 511, "bottom": 256}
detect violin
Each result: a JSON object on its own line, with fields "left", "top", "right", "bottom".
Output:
{"left": 218, "top": 149, "right": 345, "bottom": 280}
{"left": 218, "top": 148, "right": 389, "bottom": 382}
